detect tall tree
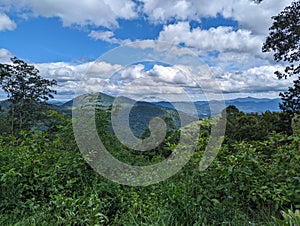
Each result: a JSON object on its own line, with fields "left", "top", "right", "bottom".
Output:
{"left": 0, "top": 57, "right": 57, "bottom": 133}
{"left": 279, "top": 77, "right": 300, "bottom": 115}
{"left": 262, "top": 1, "right": 300, "bottom": 115}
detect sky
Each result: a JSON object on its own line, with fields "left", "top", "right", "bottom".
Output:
{"left": 0, "top": 0, "right": 296, "bottom": 101}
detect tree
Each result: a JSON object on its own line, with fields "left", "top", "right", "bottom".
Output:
{"left": 262, "top": 1, "right": 300, "bottom": 115}
{"left": 0, "top": 57, "right": 57, "bottom": 133}
{"left": 262, "top": 1, "right": 300, "bottom": 79}
{"left": 279, "top": 77, "right": 300, "bottom": 114}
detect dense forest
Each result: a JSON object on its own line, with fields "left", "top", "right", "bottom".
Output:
{"left": 0, "top": 1, "right": 300, "bottom": 225}
{"left": 0, "top": 92, "right": 300, "bottom": 225}
{"left": 0, "top": 59, "right": 299, "bottom": 225}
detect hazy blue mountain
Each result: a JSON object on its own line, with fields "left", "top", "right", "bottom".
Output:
{"left": 0, "top": 94, "right": 282, "bottom": 137}
{"left": 0, "top": 94, "right": 282, "bottom": 126}
{"left": 225, "top": 97, "right": 281, "bottom": 113}
{"left": 154, "top": 97, "right": 281, "bottom": 116}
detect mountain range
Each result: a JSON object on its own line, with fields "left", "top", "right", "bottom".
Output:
{"left": 50, "top": 95, "right": 283, "bottom": 137}
{"left": 0, "top": 94, "right": 282, "bottom": 137}
{"left": 1, "top": 94, "right": 282, "bottom": 117}
{"left": 154, "top": 96, "right": 282, "bottom": 117}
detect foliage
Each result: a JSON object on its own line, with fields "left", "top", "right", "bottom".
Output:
{"left": 262, "top": 0, "right": 300, "bottom": 117}
{"left": 280, "top": 77, "right": 300, "bottom": 115}
{"left": 272, "top": 209, "right": 300, "bottom": 226}
{"left": 0, "top": 57, "right": 57, "bottom": 134}
{"left": 0, "top": 108, "right": 299, "bottom": 225}
{"left": 262, "top": 0, "right": 300, "bottom": 79}
{"left": 224, "top": 105, "right": 291, "bottom": 143}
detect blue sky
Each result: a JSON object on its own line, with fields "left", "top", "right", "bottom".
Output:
{"left": 0, "top": 16, "right": 237, "bottom": 63}
{"left": 0, "top": 0, "right": 294, "bottom": 101}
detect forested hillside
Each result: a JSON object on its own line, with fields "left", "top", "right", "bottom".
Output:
{"left": 0, "top": 96, "right": 299, "bottom": 224}
{"left": 0, "top": 1, "right": 300, "bottom": 223}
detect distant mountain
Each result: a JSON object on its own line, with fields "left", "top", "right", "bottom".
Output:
{"left": 47, "top": 100, "right": 65, "bottom": 106}
{"left": 154, "top": 97, "right": 281, "bottom": 116}
{"left": 67, "top": 94, "right": 196, "bottom": 137}
{"left": 0, "top": 95, "right": 283, "bottom": 137}
{"left": 0, "top": 95, "right": 282, "bottom": 116}
{"left": 225, "top": 97, "right": 281, "bottom": 113}
{"left": 56, "top": 94, "right": 282, "bottom": 136}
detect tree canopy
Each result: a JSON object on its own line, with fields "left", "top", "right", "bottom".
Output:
{"left": 0, "top": 57, "right": 57, "bottom": 133}
{"left": 262, "top": 1, "right": 300, "bottom": 79}
{"left": 262, "top": 0, "right": 300, "bottom": 115}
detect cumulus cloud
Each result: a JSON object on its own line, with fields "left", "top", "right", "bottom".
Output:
{"left": 0, "top": 1, "right": 294, "bottom": 100}
{"left": 89, "top": 30, "right": 131, "bottom": 45}
{"left": 35, "top": 60, "right": 122, "bottom": 99}
{"left": 141, "top": 0, "right": 195, "bottom": 22}
{"left": 99, "top": 63, "right": 200, "bottom": 99}
{"left": 0, "top": 48, "right": 14, "bottom": 63}
{"left": 148, "top": 64, "right": 197, "bottom": 85}
{"left": 2, "top": 0, "right": 137, "bottom": 28}
{"left": 140, "top": 0, "right": 293, "bottom": 35}
{"left": 95, "top": 63, "right": 294, "bottom": 100}
{"left": 0, "top": 55, "right": 290, "bottom": 101}
{"left": 0, "top": 13, "right": 16, "bottom": 31}
{"left": 31, "top": 58, "right": 293, "bottom": 101}
{"left": 158, "top": 22, "right": 262, "bottom": 54}
{"left": 216, "top": 65, "right": 294, "bottom": 93}
{"left": 224, "top": 0, "right": 293, "bottom": 35}
{"left": 2, "top": 0, "right": 293, "bottom": 34}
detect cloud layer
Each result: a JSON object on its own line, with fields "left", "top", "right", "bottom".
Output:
{"left": 5, "top": 0, "right": 137, "bottom": 28}
{"left": 35, "top": 59, "right": 293, "bottom": 100}
{"left": 0, "top": 13, "right": 16, "bottom": 31}
{"left": 0, "top": 1, "right": 295, "bottom": 100}
{"left": 158, "top": 22, "right": 262, "bottom": 54}
{"left": 0, "top": 0, "right": 293, "bottom": 32}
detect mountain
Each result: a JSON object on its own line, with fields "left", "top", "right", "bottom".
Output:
{"left": 0, "top": 95, "right": 282, "bottom": 138}
{"left": 225, "top": 97, "right": 281, "bottom": 113}
{"left": 0, "top": 95, "right": 282, "bottom": 116}
{"left": 55, "top": 93, "right": 196, "bottom": 137}
{"left": 55, "top": 94, "right": 282, "bottom": 137}
{"left": 154, "top": 97, "right": 282, "bottom": 116}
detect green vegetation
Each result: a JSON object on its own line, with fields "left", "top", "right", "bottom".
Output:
{"left": 0, "top": 104, "right": 299, "bottom": 225}
{"left": 262, "top": 0, "right": 300, "bottom": 116}
{"left": 0, "top": 2, "right": 299, "bottom": 224}
{"left": 0, "top": 57, "right": 57, "bottom": 134}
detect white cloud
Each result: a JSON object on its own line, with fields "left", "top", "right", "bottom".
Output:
{"left": 0, "top": 13, "right": 16, "bottom": 31}
{"left": 3, "top": 0, "right": 293, "bottom": 34}
{"left": 89, "top": 31, "right": 115, "bottom": 41}
{"left": 0, "top": 55, "right": 291, "bottom": 100}
{"left": 158, "top": 22, "right": 262, "bottom": 54}
{"left": 89, "top": 30, "right": 131, "bottom": 45}
{"left": 224, "top": 0, "right": 293, "bottom": 35}
{"left": 35, "top": 60, "right": 122, "bottom": 99}
{"left": 141, "top": 0, "right": 194, "bottom": 22}
{"left": 32, "top": 59, "right": 294, "bottom": 101}
{"left": 3, "top": 0, "right": 137, "bottom": 28}
{"left": 140, "top": 0, "right": 293, "bottom": 35}
{"left": 99, "top": 63, "right": 295, "bottom": 100}
{"left": 216, "top": 65, "right": 294, "bottom": 93}
{"left": 120, "top": 64, "right": 145, "bottom": 80}
{"left": 0, "top": 48, "right": 14, "bottom": 63}
{"left": 148, "top": 64, "right": 197, "bottom": 85}
{"left": 96, "top": 63, "right": 199, "bottom": 100}
{"left": 125, "top": 64, "right": 197, "bottom": 86}
{"left": 1, "top": 1, "right": 295, "bottom": 101}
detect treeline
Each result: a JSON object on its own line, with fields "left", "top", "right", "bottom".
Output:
{"left": 224, "top": 105, "right": 293, "bottom": 143}
{"left": 0, "top": 104, "right": 299, "bottom": 225}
